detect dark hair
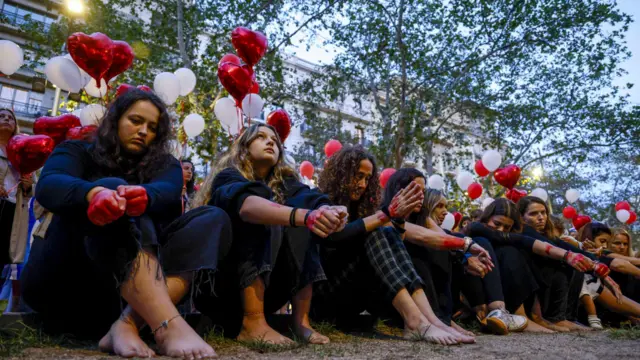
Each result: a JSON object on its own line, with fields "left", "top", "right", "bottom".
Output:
{"left": 182, "top": 159, "right": 195, "bottom": 196}
{"left": 470, "top": 209, "right": 483, "bottom": 221}
{"left": 382, "top": 168, "right": 426, "bottom": 225}
{"left": 517, "top": 196, "right": 554, "bottom": 238}
{"left": 479, "top": 198, "right": 523, "bottom": 233}
{"left": 318, "top": 145, "right": 380, "bottom": 218}
{"left": 550, "top": 215, "right": 565, "bottom": 233}
{"left": 92, "top": 89, "right": 172, "bottom": 183}
{"left": 461, "top": 216, "right": 471, "bottom": 224}
{"left": 577, "top": 222, "right": 612, "bottom": 243}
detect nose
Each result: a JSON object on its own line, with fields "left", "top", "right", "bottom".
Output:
{"left": 138, "top": 124, "right": 148, "bottom": 137}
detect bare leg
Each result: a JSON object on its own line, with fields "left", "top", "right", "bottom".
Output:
{"left": 237, "top": 277, "right": 294, "bottom": 345}
{"left": 515, "top": 304, "right": 555, "bottom": 333}
{"left": 394, "top": 288, "right": 458, "bottom": 345}
{"left": 116, "top": 250, "right": 215, "bottom": 359}
{"left": 597, "top": 288, "right": 640, "bottom": 318}
{"left": 474, "top": 304, "right": 489, "bottom": 321}
{"left": 530, "top": 295, "right": 569, "bottom": 332}
{"left": 291, "top": 284, "right": 329, "bottom": 344}
{"left": 410, "top": 289, "right": 474, "bottom": 343}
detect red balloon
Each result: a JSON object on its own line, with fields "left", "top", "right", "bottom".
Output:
{"left": 505, "top": 188, "right": 527, "bottom": 203}
{"left": 104, "top": 40, "right": 134, "bottom": 82}
{"left": 116, "top": 84, "right": 135, "bottom": 97}
{"left": 266, "top": 109, "right": 291, "bottom": 143}
{"left": 6, "top": 135, "right": 55, "bottom": 175}
{"left": 562, "top": 206, "right": 578, "bottom": 219}
{"left": 379, "top": 168, "right": 396, "bottom": 188}
{"left": 137, "top": 85, "right": 152, "bottom": 92}
{"left": 324, "top": 140, "right": 343, "bottom": 157}
{"left": 231, "top": 27, "right": 268, "bottom": 67}
{"left": 67, "top": 32, "right": 114, "bottom": 82}
{"left": 627, "top": 211, "right": 637, "bottom": 224}
{"left": 249, "top": 81, "right": 260, "bottom": 94}
{"left": 218, "top": 53, "right": 242, "bottom": 67}
{"left": 615, "top": 201, "right": 631, "bottom": 212}
{"left": 33, "top": 114, "right": 81, "bottom": 145}
{"left": 572, "top": 215, "right": 592, "bottom": 231}
{"left": 474, "top": 160, "right": 490, "bottom": 177}
{"left": 467, "top": 183, "right": 483, "bottom": 200}
{"left": 453, "top": 212, "right": 463, "bottom": 228}
{"left": 300, "top": 161, "right": 314, "bottom": 179}
{"left": 218, "top": 62, "right": 253, "bottom": 104}
{"left": 66, "top": 125, "right": 98, "bottom": 142}
{"left": 494, "top": 164, "right": 521, "bottom": 189}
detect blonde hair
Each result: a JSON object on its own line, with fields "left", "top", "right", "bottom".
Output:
{"left": 193, "top": 123, "right": 297, "bottom": 208}
{"left": 611, "top": 229, "right": 634, "bottom": 257}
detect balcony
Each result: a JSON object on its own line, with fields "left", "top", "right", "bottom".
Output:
{"left": 0, "top": 99, "right": 51, "bottom": 119}
{"left": 1, "top": 9, "right": 53, "bottom": 33}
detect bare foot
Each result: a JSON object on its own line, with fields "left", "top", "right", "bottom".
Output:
{"left": 534, "top": 319, "right": 569, "bottom": 332}
{"left": 404, "top": 323, "right": 459, "bottom": 345}
{"left": 293, "top": 323, "right": 330, "bottom": 345}
{"left": 555, "top": 320, "right": 592, "bottom": 331}
{"left": 99, "top": 319, "right": 155, "bottom": 358}
{"left": 154, "top": 316, "right": 217, "bottom": 359}
{"left": 237, "top": 315, "right": 294, "bottom": 345}
{"left": 449, "top": 321, "right": 476, "bottom": 343}
{"left": 524, "top": 320, "right": 556, "bottom": 334}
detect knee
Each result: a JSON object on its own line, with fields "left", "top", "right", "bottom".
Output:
{"left": 472, "top": 237, "right": 492, "bottom": 250}
{"left": 94, "top": 177, "right": 128, "bottom": 190}
{"left": 195, "top": 206, "right": 232, "bottom": 228}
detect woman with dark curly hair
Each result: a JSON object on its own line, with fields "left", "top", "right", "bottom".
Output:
{"left": 21, "top": 89, "right": 230, "bottom": 359}
{"left": 313, "top": 145, "right": 475, "bottom": 345}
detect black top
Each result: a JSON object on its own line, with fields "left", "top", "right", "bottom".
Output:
{"left": 467, "top": 222, "right": 536, "bottom": 251}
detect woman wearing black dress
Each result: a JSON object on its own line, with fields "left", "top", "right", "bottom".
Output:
{"left": 21, "top": 90, "right": 230, "bottom": 359}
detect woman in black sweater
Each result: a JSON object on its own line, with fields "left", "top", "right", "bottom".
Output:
{"left": 21, "top": 90, "right": 228, "bottom": 359}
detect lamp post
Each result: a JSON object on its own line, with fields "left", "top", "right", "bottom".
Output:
{"left": 51, "top": 0, "right": 85, "bottom": 116}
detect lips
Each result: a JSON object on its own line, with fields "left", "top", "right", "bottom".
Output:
{"left": 131, "top": 138, "right": 145, "bottom": 146}
{"left": 265, "top": 148, "right": 275, "bottom": 154}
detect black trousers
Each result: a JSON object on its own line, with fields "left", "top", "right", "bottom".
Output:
{"left": 21, "top": 177, "right": 233, "bottom": 339}
{"left": 494, "top": 245, "right": 540, "bottom": 313}
{"left": 534, "top": 257, "right": 573, "bottom": 322}
{"left": 455, "top": 237, "right": 505, "bottom": 309}
{"left": 0, "top": 199, "right": 16, "bottom": 271}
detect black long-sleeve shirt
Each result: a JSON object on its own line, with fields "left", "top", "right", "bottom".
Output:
{"left": 467, "top": 222, "right": 536, "bottom": 251}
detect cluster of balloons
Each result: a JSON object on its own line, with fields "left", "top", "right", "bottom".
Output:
{"left": 615, "top": 201, "right": 637, "bottom": 225}
{"left": 0, "top": 40, "right": 24, "bottom": 75}
{"left": 297, "top": 139, "right": 343, "bottom": 180}
{"left": 153, "top": 67, "right": 197, "bottom": 105}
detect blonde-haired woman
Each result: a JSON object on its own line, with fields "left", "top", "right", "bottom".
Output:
{"left": 0, "top": 108, "right": 35, "bottom": 311}
{"left": 608, "top": 229, "right": 640, "bottom": 305}
{"left": 194, "top": 123, "right": 347, "bottom": 345}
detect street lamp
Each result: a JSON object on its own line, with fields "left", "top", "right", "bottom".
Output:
{"left": 66, "top": 0, "right": 85, "bottom": 15}
{"left": 532, "top": 166, "right": 543, "bottom": 180}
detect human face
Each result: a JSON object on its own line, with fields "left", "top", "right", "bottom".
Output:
{"left": 117, "top": 100, "right": 159, "bottom": 154}
{"left": 247, "top": 126, "right": 280, "bottom": 167}
{"left": 594, "top": 233, "right": 611, "bottom": 249}
{"left": 0, "top": 110, "right": 16, "bottom": 136}
{"left": 486, "top": 215, "right": 514, "bottom": 233}
{"left": 461, "top": 220, "right": 470, "bottom": 229}
{"left": 432, "top": 197, "right": 448, "bottom": 225}
{"left": 182, "top": 162, "right": 193, "bottom": 182}
{"left": 523, "top": 203, "right": 547, "bottom": 232}
{"left": 413, "top": 177, "right": 426, "bottom": 213}
{"left": 611, "top": 234, "right": 630, "bottom": 256}
{"left": 350, "top": 159, "right": 373, "bottom": 201}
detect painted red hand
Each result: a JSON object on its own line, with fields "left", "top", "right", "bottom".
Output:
{"left": 440, "top": 235, "right": 465, "bottom": 250}
{"left": 565, "top": 252, "right": 591, "bottom": 272}
{"left": 117, "top": 185, "right": 148, "bottom": 217}
{"left": 87, "top": 189, "right": 126, "bottom": 226}
{"left": 594, "top": 262, "right": 610, "bottom": 278}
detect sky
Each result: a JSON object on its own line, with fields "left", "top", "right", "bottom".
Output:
{"left": 287, "top": 0, "right": 640, "bottom": 106}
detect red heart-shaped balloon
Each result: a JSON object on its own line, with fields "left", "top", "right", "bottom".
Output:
{"left": 231, "top": 27, "right": 268, "bottom": 67}
{"left": 218, "top": 62, "right": 253, "bottom": 103}
{"left": 572, "top": 215, "right": 591, "bottom": 231}
{"left": 116, "top": 84, "right": 135, "bottom": 97}
{"left": 66, "top": 125, "right": 98, "bottom": 142}
{"left": 67, "top": 32, "right": 114, "bottom": 83}
{"left": 219, "top": 53, "right": 242, "bottom": 68}
{"left": 627, "top": 211, "right": 637, "bottom": 224}
{"left": 33, "top": 114, "right": 81, "bottom": 145}
{"left": 453, "top": 212, "right": 463, "bottom": 228}
{"left": 137, "top": 85, "right": 152, "bottom": 92}
{"left": 505, "top": 188, "right": 527, "bottom": 203}
{"left": 494, "top": 164, "right": 521, "bottom": 189}
{"left": 379, "top": 168, "right": 397, "bottom": 188}
{"left": 562, "top": 206, "right": 578, "bottom": 219}
{"left": 104, "top": 40, "right": 134, "bottom": 82}
{"left": 7, "top": 135, "right": 55, "bottom": 174}
{"left": 615, "top": 201, "right": 631, "bottom": 212}
{"left": 249, "top": 81, "right": 260, "bottom": 94}
{"left": 266, "top": 109, "right": 291, "bottom": 143}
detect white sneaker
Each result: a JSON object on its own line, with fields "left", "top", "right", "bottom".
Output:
{"left": 485, "top": 309, "right": 528, "bottom": 335}
{"left": 588, "top": 315, "right": 603, "bottom": 330}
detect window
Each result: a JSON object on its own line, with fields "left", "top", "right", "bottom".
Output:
{"left": 356, "top": 127, "right": 365, "bottom": 145}
{"left": 1, "top": 2, "right": 56, "bottom": 31}
{"left": 0, "top": 85, "right": 47, "bottom": 117}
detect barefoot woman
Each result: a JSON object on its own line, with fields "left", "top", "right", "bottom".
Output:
{"left": 21, "top": 90, "right": 230, "bottom": 359}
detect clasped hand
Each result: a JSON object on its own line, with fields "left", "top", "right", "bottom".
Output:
{"left": 87, "top": 185, "right": 148, "bottom": 226}
{"left": 306, "top": 205, "right": 348, "bottom": 238}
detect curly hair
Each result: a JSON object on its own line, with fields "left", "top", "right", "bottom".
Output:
{"left": 92, "top": 89, "right": 172, "bottom": 183}
{"left": 193, "top": 123, "right": 296, "bottom": 207}
{"left": 318, "top": 145, "right": 380, "bottom": 218}
{"left": 181, "top": 159, "right": 195, "bottom": 197}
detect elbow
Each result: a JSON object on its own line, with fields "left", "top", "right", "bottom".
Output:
{"left": 238, "top": 206, "right": 252, "bottom": 223}
{"left": 610, "top": 259, "right": 625, "bottom": 272}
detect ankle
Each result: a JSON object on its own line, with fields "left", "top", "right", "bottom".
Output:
{"left": 242, "top": 312, "right": 268, "bottom": 327}
{"left": 404, "top": 314, "right": 427, "bottom": 331}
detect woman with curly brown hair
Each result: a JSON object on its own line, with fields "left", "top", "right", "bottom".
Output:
{"left": 193, "top": 123, "right": 347, "bottom": 345}
{"left": 312, "top": 145, "right": 475, "bottom": 345}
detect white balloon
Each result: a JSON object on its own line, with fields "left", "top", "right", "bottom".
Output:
{"left": 183, "top": 113, "right": 205, "bottom": 138}
{"left": 72, "top": 109, "right": 83, "bottom": 118}
{"left": 84, "top": 78, "right": 108, "bottom": 98}
{"left": 565, "top": 189, "right": 580, "bottom": 204}
{"left": 214, "top": 97, "right": 242, "bottom": 135}
{"left": 456, "top": 171, "right": 475, "bottom": 190}
{"left": 64, "top": 54, "right": 92, "bottom": 88}
{"left": 174, "top": 68, "right": 197, "bottom": 96}
{"left": 481, "top": 150, "right": 502, "bottom": 172}
{"left": 80, "top": 104, "right": 106, "bottom": 126}
{"left": 241, "top": 94, "right": 265, "bottom": 119}
{"left": 428, "top": 174, "right": 445, "bottom": 190}
{"left": 441, "top": 213, "right": 455, "bottom": 231}
{"left": 531, "top": 188, "right": 548, "bottom": 202}
{"left": 616, "top": 210, "right": 631, "bottom": 223}
{"left": 45, "top": 56, "right": 84, "bottom": 93}
{"left": 285, "top": 154, "right": 296, "bottom": 166}
{"left": 0, "top": 40, "right": 24, "bottom": 75}
{"left": 481, "top": 197, "right": 495, "bottom": 210}
{"left": 153, "top": 72, "right": 181, "bottom": 105}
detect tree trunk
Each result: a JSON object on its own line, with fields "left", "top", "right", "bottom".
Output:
{"left": 393, "top": 0, "right": 407, "bottom": 168}
{"left": 423, "top": 141, "right": 434, "bottom": 176}
{"left": 177, "top": 0, "right": 192, "bottom": 68}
